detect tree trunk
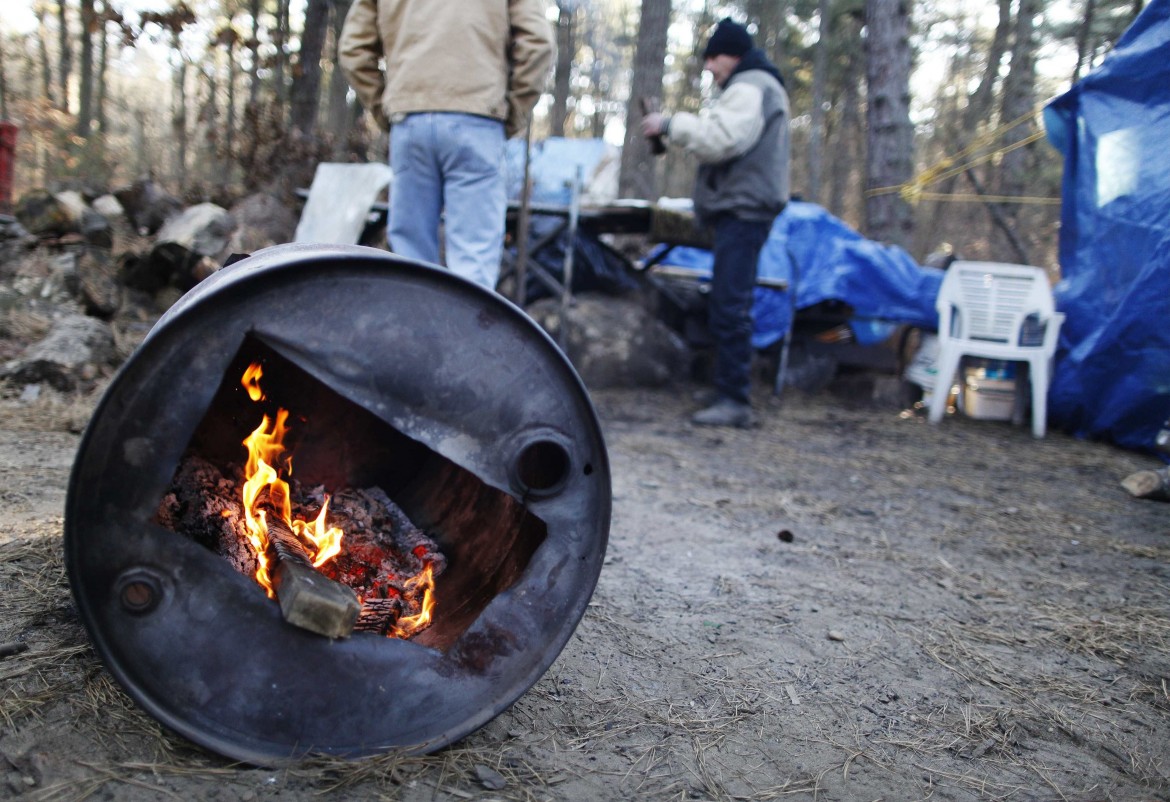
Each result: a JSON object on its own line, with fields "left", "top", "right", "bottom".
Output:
{"left": 35, "top": 7, "right": 56, "bottom": 107}
{"left": 1073, "top": 0, "right": 1097, "bottom": 82}
{"left": 273, "top": 0, "right": 290, "bottom": 115}
{"left": 920, "top": 0, "right": 1012, "bottom": 255}
{"left": 289, "top": 0, "right": 329, "bottom": 134}
{"left": 807, "top": 0, "right": 832, "bottom": 205}
{"left": 327, "top": 0, "right": 354, "bottom": 157}
{"left": 829, "top": 13, "right": 864, "bottom": 222}
{"left": 0, "top": 39, "right": 8, "bottom": 121}
{"left": 863, "top": 0, "right": 915, "bottom": 249}
{"left": 96, "top": 6, "right": 110, "bottom": 134}
{"left": 226, "top": 39, "right": 238, "bottom": 175}
{"left": 172, "top": 39, "right": 188, "bottom": 188}
{"left": 550, "top": 2, "right": 576, "bottom": 138}
{"left": 967, "top": 0, "right": 1012, "bottom": 130}
{"left": 248, "top": 0, "right": 262, "bottom": 107}
{"left": 992, "top": 0, "right": 1041, "bottom": 262}
{"left": 618, "top": 0, "right": 671, "bottom": 200}
{"left": 57, "top": 0, "right": 73, "bottom": 113}
{"left": 205, "top": 56, "right": 220, "bottom": 187}
{"left": 77, "top": 0, "right": 96, "bottom": 137}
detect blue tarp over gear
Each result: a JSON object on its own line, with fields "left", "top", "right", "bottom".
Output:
{"left": 653, "top": 201, "right": 944, "bottom": 349}
{"left": 1043, "top": 0, "right": 1170, "bottom": 455}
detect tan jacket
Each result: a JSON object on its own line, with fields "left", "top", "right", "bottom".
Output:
{"left": 338, "top": 0, "right": 555, "bottom": 138}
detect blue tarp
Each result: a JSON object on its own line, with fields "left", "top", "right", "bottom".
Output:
{"left": 1043, "top": 0, "right": 1170, "bottom": 455}
{"left": 654, "top": 201, "right": 944, "bottom": 349}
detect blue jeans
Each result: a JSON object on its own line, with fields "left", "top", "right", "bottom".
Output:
{"left": 709, "top": 215, "right": 772, "bottom": 405}
{"left": 388, "top": 113, "right": 507, "bottom": 290}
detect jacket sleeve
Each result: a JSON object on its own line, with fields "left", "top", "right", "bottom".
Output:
{"left": 506, "top": 0, "right": 556, "bottom": 138}
{"left": 666, "top": 82, "right": 765, "bottom": 164}
{"left": 338, "top": 0, "right": 390, "bottom": 132}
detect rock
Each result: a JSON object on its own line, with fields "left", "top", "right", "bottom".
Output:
{"left": 1, "top": 313, "right": 118, "bottom": 390}
{"left": 114, "top": 178, "right": 183, "bottom": 235}
{"left": 129, "top": 203, "right": 235, "bottom": 292}
{"left": 474, "top": 764, "right": 507, "bottom": 791}
{"left": 527, "top": 293, "right": 689, "bottom": 389}
{"left": 76, "top": 248, "right": 122, "bottom": 318}
{"left": 91, "top": 194, "right": 124, "bottom": 219}
{"left": 13, "top": 189, "right": 75, "bottom": 237}
{"left": 228, "top": 192, "right": 298, "bottom": 253}
{"left": 55, "top": 191, "right": 112, "bottom": 248}
{"left": 1120, "top": 467, "right": 1170, "bottom": 501}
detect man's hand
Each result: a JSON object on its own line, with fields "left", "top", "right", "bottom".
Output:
{"left": 641, "top": 112, "right": 667, "bottom": 138}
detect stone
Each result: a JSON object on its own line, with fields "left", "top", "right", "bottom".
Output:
{"left": 1, "top": 313, "right": 117, "bottom": 391}
{"left": 527, "top": 292, "right": 689, "bottom": 389}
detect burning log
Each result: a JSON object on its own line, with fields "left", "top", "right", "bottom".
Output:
{"left": 261, "top": 508, "right": 361, "bottom": 639}
{"left": 158, "top": 453, "right": 444, "bottom": 640}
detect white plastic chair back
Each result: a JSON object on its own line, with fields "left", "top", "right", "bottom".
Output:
{"left": 928, "top": 261, "right": 1065, "bottom": 437}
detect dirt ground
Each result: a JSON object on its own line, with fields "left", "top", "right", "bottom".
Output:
{"left": 1, "top": 372, "right": 1169, "bottom": 801}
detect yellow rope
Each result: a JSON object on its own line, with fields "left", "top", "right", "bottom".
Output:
{"left": 912, "top": 192, "right": 1062, "bottom": 205}
{"left": 863, "top": 106, "right": 1060, "bottom": 205}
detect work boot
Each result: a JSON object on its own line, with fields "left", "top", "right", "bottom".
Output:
{"left": 691, "top": 397, "right": 757, "bottom": 428}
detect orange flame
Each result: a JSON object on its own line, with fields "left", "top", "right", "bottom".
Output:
{"left": 239, "top": 365, "right": 343, "bottom": 596}
{"left": 242, "top": 363, "right": 265, "bottom": 402}
{"left": 390, "top": 563, "right": 437, "bottom": 638}
{"left": 236, "top": 361, "right": 435, "bottom": 638}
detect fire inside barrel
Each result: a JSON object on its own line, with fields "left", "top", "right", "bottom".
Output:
{"left": 155, "top": 362, "right": 445, "bottom": 639}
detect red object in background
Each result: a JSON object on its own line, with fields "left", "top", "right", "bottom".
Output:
{"left": 0, "top": 122, "right": 18, "bottom": 213}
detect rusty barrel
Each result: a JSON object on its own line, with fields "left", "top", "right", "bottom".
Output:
{"left": 65, "top": 243, "right": 611, "bottom": 765}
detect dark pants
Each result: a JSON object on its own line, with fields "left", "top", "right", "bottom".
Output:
{"left": 709, "top": 215, "right": 773, "bottom": 405}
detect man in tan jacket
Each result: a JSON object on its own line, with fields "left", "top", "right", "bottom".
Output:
{"left": 339, "top": 0, "right": 554, "bottom": 290}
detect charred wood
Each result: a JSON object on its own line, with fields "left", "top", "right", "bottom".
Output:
{"left": 159, "top": 454, "right": 444, "bottom": 638}
{"left": 261, "top": 508, "right": 361, "bottom": 639}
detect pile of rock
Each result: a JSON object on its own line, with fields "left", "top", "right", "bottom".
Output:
{"left": 0, "top": 179, "right": 299, "bottom": 395}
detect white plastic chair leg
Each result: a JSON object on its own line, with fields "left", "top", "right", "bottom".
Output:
{"left": 928, "top": 348, "right": 962, "bottom": 425}
{"left": 1029, "top": 356, "right": 1049, "bottom": 438}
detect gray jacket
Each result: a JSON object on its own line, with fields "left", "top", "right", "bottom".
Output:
{"left": 667, "top": 68, "right": 790, "bottom": 225}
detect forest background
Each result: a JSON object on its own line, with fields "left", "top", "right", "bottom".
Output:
{"left": 0, "top": 0, "right": 1146, "bottom": 268}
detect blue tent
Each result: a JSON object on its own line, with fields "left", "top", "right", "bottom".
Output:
{"left": 1044, "top": 0, "right": 1170, "bottom": 455}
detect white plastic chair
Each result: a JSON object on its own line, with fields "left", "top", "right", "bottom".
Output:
{"left": 927, "top": 261, "right": 1065, "bottom": 437}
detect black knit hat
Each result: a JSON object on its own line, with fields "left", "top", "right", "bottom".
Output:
{"left": 703, "top": 18, "right": 753, "bottom": 59}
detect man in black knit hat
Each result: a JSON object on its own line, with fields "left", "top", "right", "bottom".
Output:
{"left": 642, "top": 17, "right": 790, "bottom": 428}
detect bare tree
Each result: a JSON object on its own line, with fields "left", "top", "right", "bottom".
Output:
{"left": 142, "top": 4, "right": 197, "bottom": 188}
{"left": 273, "top": 0, "right": 290, "bottom": 113}
{"left": 550, "top": 1, "right": 577, "bottom": 138}
{"left": 990, "top": 0, "right": 1042, "bottom": 263}
{"left": 807, "top": 0, "right": 832, "bottom": 204}
{"left": 36, "top": 3, "right": 57, "bottom": 107}
{"left": 289, "top": 0, "right": 328, "bottom": 134}
{"left": 618, "top": 0, "right": 670, "bottom": 200}
{"left": 0, "top": 38, "right": 8, "bottom": 121}
{"left": 77, "top": 0, "right": 96, "bottom": 136}
{"left": 57, "top": 0, "right": 73, "bottom": 112}
{"left": 828, "top": 11, "right": 864, "bottom": 222}
{"left": 248, "top": 0, "right": 261, "bottom": 107}
{"left": 95, "top": 3, "right": 128, "bottom": 134}
{"left": 863, "top": 0, "right": 914, "bottom": 248}
{"left": 326, "top": 0, "right": 355, "bottom": 156}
